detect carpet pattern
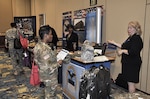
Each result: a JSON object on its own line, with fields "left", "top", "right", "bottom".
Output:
{"left": 0, "top": 50, "right": 45, "bottom": 99}
{"left": 0, "top": 50, "right": 63, "bottom": 99}
{"left": 0, "top": 49, "right": 150, "bottom": 99}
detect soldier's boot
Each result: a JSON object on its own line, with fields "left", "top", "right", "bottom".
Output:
{"left": 40, "top": 82, "right": 45, "bottom": 88}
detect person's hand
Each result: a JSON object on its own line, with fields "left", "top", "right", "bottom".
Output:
{"left": 117, "top": 49, "right": 128, "bottom": 56}
{"left": 57, "top": 49, "right": 61, "bottom": 53}
{"left": 117, "top": 49, "right": 122, "bottom": 56}
{"left": 57, "top": 60, "right": 63, "bottom": 66}
{"left": 107, "top": 40, "right": 116, "bottom": 45}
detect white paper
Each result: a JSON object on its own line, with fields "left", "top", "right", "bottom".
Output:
{"left": 57, "top": 49, "right": 69, "bottom": 61}
{"left": 94, "top": 55, "right": 108, "bottom": 62}
{"left": 94, "top": 49, "right": 102, "bottom": 55}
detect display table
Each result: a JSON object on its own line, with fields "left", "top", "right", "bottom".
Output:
{"left": 62, "top": 56, "right": 115, "bottom": 99}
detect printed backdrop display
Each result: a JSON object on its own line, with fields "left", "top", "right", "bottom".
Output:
{"left": 62, "top": 6, "right": 103, "bottom": 49}
{"left": 73, "top": 6, "right": 103, "bottom": 45}
{"left": 73, "top": 18, "right": 86, "bottom": 45}
{"left": 85, "top": 11, "right": 97, "bottom": 43}
{"left": 62, "top": 11, "right": 72, "bottom": 48}
{"left": 14, "top": 16, "right": 36, "bottom": 37}
{"left": 73, "top": 6, "right": 98, "bottom": 19}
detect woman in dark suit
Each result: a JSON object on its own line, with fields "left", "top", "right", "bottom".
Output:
{"left": 108, "top": 21, "right": 143, "bottom": 93}
{"left": 66, "top": 24, "right": 78, "bottom": 52}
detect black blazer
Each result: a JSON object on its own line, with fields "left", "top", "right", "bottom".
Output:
{"left": 66, "top": 32, "right": 78, "bottom": 51}
{"left": 121, "top": 34, "right": 143, "bottom": 64}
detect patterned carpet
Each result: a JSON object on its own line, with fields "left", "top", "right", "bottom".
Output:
{"left": 0, "top": 48, "right": 150, "bottom": 99}
{"left": 0, "top": 49, "right": 45, "bottom": 99}
{"left": 0, "top": 49, "right": 63, "bottom": 99}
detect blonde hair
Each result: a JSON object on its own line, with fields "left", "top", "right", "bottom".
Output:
{"left": 128, "top": 21, "right": 142, "bottom": 35}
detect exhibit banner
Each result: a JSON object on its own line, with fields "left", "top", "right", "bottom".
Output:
{"left": 62, "top": 11, "right": 72, "bottom": 36}
{"left": 74, "top": 9, "right": 86, "bottom": 19}
{"left": 85, "top": 7, "right": 102, "bottom": 44}
{"left": 62, "top": 11, "right": 72, "bottom": 19}
{"left": 14, "top": 16, "right": 36, "bottom": 37}
{"left": 73, "top": 6, "right": 103, "bottom": 19}
{"left": 73, "top": 6, "right": 103, "bottom": 45}
{"left": 62, "top": 11, "right": 72, "bottom": 48}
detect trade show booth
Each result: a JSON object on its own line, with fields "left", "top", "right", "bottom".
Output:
{"left": 62, "top": 55, "right": 115, "bottom": 99}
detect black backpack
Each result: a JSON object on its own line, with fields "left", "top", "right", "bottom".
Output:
{"left": 14, "top": 31, "right": 22, "bottom": 49}
{"left": 79, "top": 65, "right": 111, "bottom": 99}
{"left": 14, "top": 37, "right": 22, "bottom": 49}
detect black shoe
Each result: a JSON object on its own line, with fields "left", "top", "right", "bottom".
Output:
{"left": 17, "top": 60, "right": 19, "bottom": 64}
{"left": 40, "top": 82, "right": 45, "bottom": 88}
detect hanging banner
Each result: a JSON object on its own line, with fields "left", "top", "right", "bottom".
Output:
{"left": 62, "top": 11, "right": 72, "bottom": 36}
{"left": 73, "top": 6, "right": 103, "bottom": 45}
{"left": 62, "top": 11, "right": 72, "bottom": 19}
{"left": 74, "top": 9, "right": 87, "bottom": 19}
{"left": 73, "top": 6, "right": 103, "bottom": 19}
{"left": 62, "top": 11, "right": 72, "bottom": 48}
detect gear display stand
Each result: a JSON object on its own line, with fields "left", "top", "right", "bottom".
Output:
{"left": 62, "top": 56, "right": 114, "bottom": 99}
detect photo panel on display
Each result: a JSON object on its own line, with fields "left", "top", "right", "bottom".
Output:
{"left": 73, "top": 18, "right": 86, "bottom": 45}
{"left": 14, "top": 16, "right": 36, "bottom": 37}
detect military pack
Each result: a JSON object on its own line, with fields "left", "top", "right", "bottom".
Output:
{"left": 79, "top": 65, "right": 111, "bottom": 99}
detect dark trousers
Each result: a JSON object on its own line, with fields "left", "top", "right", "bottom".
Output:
{"left": 58, "top": 66, "right": 62, "bottom": 84}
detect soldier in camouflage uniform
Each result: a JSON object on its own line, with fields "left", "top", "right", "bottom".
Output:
{"left": 33, "top": 25, "right": 63, "bottom": 99}
{"left": 5, "top": 22, "right": 24, "bottom": 75}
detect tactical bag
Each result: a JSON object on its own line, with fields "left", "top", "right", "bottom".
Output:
{"left": 14, "top": 37, "right": 22, "bottom": 49}
{"left": 79, "top": 65, "right": 111, "bottom": 99}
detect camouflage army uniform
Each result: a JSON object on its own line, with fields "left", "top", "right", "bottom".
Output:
{"left": 5, "top": 28, "right": 23, "bottom": 73}
{"left": 33, "top": 41, "right": 62, "bottom": 99}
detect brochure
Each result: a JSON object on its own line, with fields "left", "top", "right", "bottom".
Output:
{"left": 57, "top": 49, "right": 69, "bottom": 61}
